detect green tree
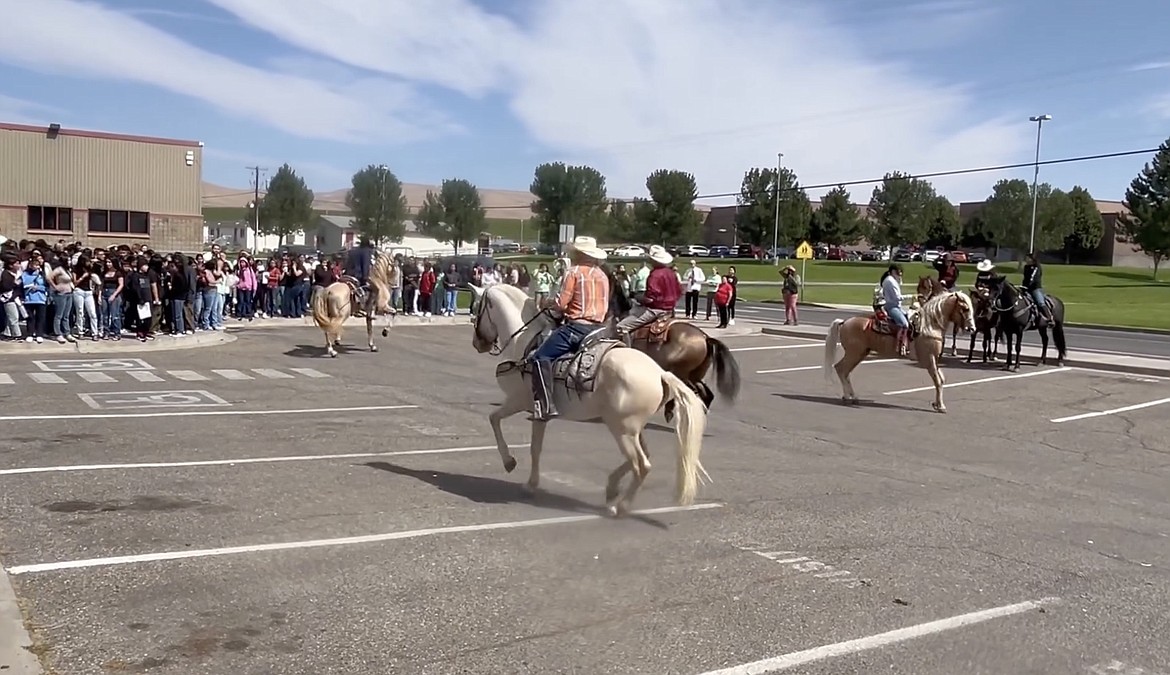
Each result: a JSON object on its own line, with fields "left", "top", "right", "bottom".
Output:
{"left": 1121, "top": 138, "right": 1170, "bottom": 279}
{"left": 923, "top": 195, "right": 961, "bottom": 248}
{"left": 735, "top": 166, "right": 811, "bottom": 249}
{"left": 813, "top": 186, "right": 863, "bottom": 246}
{"left": 632, "top": 169, "right": 702, "bottom": 244}
{"left": 346, "top": 165, "right": 409, "bottom": 245}
{"left": 1063, "top": 186, "right": 1103, "bottom": 263}
{"left": 529, "top": 162, "right": 608, "bottom": 245}
{"left": 977, "top": 178, "right": 1033, "bottom": 255}
{"left": 604, "top": 199, "right": 639, "bottom": 242}
{"left": 866, "top": 172, "right": 938, "bottom": 248}
{"left": 257, "top": 163, "right": 315, "bottom": 247}
{"left": 412, "top": 178, "right": 488, "bottom": 255}
{"left": 1037, "top": 187, "right": 1073, "bottom": 253}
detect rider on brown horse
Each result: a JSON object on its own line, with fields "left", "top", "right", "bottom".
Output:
{"left": 615, "top": 245, "right": 680, "bottom": 347}
{"left": 343, "top": 236, "right": 375, "bottom": 317}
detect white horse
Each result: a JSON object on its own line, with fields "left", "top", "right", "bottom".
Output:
{"left": 468, "top": 283, "right": 709, "bottom": 516}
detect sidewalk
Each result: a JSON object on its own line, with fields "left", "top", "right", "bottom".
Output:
{"left": 227, "top": 313, "right": 470, "bottom": 330}
{"left": 0, "top": 330, "right": 234, "bottom": 356}
{"left": 761, "top": 324, "right": 1170, "bottom": 378}
{"left": 0, "top": 567, "right": 42, "bottom": 674}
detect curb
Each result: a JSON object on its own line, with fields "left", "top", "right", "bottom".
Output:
{"left": 225, "top": 315, "right": 470, "bottom": 330}
{"left": 0, "top": 567, "right": 43, "bottom": 674}
{"left": 761, "top": 326, "right": 1170, "bottom": 378}
{"left": 0, "top": 332, "right": 234, "bottom": 356}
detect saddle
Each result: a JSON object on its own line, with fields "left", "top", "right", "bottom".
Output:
{"left": 632, "top": 317, "right": 677, "bottom": 345}
{"left": 340, "top": 274, "right": 364, "bottom": 295}
{"left": 497, "top": 326, "right": 624, "bottom": 395}
{"left": 867, "top": 307, "right": 920, "bottom": 338}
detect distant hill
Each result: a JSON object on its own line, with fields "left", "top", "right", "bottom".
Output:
{"left": 201, "top": 181, "right": 540, "bottom": 220}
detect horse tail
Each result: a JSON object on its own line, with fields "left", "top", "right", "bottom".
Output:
{"left": 705, "top": 337, "right": 741, "bottom": 402}
{"left": 311, "top": 283, "right": 332, "bottom": 329}
{"left": 660, "top": 371, "right": 709, "bottom": 506}
{"left": 823, "top": 319, "right": 845, "bottom": 383}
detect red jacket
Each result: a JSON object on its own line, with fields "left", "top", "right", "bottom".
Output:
{"left": 643, "top": 266, "right": 681, "bottom": 311}
{"left": 419, "top": 270, "right": 437, "bottom": 294}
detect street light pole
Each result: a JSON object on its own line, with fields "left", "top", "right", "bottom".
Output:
{"left": 772, "top": 151, "right": 784, "bottom": 266}
{"left": 1027, "top": 115, "right": 1051, "bottom": 256}
{"left": 378, "top": 164, "right": 388, "bottom": 248}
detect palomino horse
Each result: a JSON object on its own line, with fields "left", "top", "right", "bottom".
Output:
{"left": 468, "top": 283, "right": 709, "bottom": 517}
{"left": 604, "top": 280, "right": 741, "bottom": 414}
{"left": 823, "top": 290, "right": 976, "bottom": 413}
{"left": 987, "top": 278, "right": 1067, "bottom": 371}
{"left": 915, "top": 275, "right": 962, "bottom": 357}
{"left": 310, "top": 253, "right": 395, "bottom": 357}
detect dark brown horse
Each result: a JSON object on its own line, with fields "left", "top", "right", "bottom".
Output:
{"left": 915, "top": 275, "right": 962, "bottom": 356}
{"left": 964, "top": 286, "right": 1002, "bottom": 363}
{"left": 605, "top": 273, "right": 741, "bottom": 415}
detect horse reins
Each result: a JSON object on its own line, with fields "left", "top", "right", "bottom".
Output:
{"left": 472, "top": 290, "right": 551, "bottom": 357}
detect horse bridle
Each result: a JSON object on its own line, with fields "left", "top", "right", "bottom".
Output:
{"left": 471, "top": 288, "right": 551, "bottom": 357}
{"left": 990, "top": 283, "right": 1024, "bottom": 314}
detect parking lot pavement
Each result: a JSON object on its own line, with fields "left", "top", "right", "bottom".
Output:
{"left": 2, "top": 325, "right": 1169, "bottom": 673}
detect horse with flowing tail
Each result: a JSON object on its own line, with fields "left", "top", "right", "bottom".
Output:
{"left": 310, "top": 253, "right": 395, "bottom": 357}
{"left": 987, "top": 278, "right": 1066, "bottom": 370}
{"left": 603, "top": 270, "right": 741, "bottom": 418}
{"left": 468, "top": 282, "right": 709, "bottom": 517}
{"left": 823, "top": 290, "right": 976, "bottom": 413}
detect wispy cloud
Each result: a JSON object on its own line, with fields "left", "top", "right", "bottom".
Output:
{"left": 201, "top": 147, "right": 353, "bottom": 188}
{"left": 0, "top": 95, "right": 67, "bottom": 126}
{"left": 0, "top": 0, "right": 458, "bottom": 144}
{"left": 1129, "top": 61, "right": 1170, "bottom": 72}
{"left": 200, "top": 0, "right": 1028, "bottom": 202}
{"left": 123, "top": 7, "right": 238, "bottom": 26}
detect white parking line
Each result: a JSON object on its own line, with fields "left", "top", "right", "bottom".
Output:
{"left": 29, "top": 373, "right": 66, "bottom": 384}
{"left": 253, "top": 368, "right": 294, "bottom": 379}
{"left": 3, "top": 503, "right": 725, "bottom": 575}
{"left": 1051, "top": 396, "right": 1170, "bottom": 423}
{"left": 0, "top": 444, "right": 516, "bottom": 476}
{"left": 883, "top": 367, "right": 1071, "bottom": 396}
{"left": 0, "top": 404, "right": 418, "bottom": 422}
{"left": 731, "top": 344, "right": 821, "bottom": 353}
{"left": 78, "top": 372, "right": 117, "bottom": 383}
{"left": 757, "top": 359, "right": 898, "bottom": 374}
{"left": 128, "top": 371, "right": 164, "bottom": 382}
{"left": 211, "top": 369, "right": 254, "bottom": 380}
{"left": 695, "top": 597, "right": 1061, "bottom": 674}
{"left": 168, "top": 370, "right": 210, "bottom": 381}
{"left": 0, "top": 373, "right": 16, "bottom": 385}
{"left": 289, "top": 368, "right": 330, "bottom": 378}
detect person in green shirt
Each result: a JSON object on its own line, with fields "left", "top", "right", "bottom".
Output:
{"left": 533, "top": 263, "right": 555, "bottom": 305}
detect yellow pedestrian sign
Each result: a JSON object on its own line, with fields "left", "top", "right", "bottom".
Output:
{"left": 795, "top": 241, "right": 814, "bottom": 260}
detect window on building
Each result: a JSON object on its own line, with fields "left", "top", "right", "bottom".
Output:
{"left": 27, "top": 206, "right": 74, "bottom": 232}
{"left": 88, "top": 209, "right": 150, "bottom": 235}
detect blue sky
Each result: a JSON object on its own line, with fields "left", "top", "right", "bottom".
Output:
{"left": 1, "top": 0, "right": 1168, "bottom": 207}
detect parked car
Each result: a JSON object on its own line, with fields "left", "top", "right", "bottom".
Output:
{"left": 708, "top": 245, "right": 731, "bottom": 258}
{"left": 735, "top": 243, "right": 762, "bottom": 259}
{"left": 948, "top": 250, "right": 968, "bottom": 263}
{"left": 826, "top": 247, "right": 846, "bottom": 261}
{"left": 966, "top": 251, "right": 988, "bottom": 264}
{"left": 612, "top": 244, "right": 646, "bottom": 258}
{"left": 680, "top": 245, "right": 709, "bottom": 257}
{"left": 861, "top": 248, "right": 885, "bottom": 261}
{"left": 893, "top": 248, "right": 921, "bottom": 262}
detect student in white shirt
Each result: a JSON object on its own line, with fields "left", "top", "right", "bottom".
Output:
{"left": 683, "top": 259, "right": 705, "bottom": 319}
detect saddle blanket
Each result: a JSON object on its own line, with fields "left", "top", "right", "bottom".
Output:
{"left": 497, "top": 339, "right": 624, "bottom": 394}
{"left": 633, "top": 317, "right": 676, "bottom": 344}
{"left": 869, "top": 307, "right": 921, "bottom": 337}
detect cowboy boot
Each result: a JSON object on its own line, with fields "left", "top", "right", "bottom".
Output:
{"left": 530, "top": 360, "right": 559, "bottom": 421}
{"left": 897, "top": 329, "right": 909, "bottom": 357}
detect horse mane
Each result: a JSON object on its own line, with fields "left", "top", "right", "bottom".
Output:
{"left": 918, "top": 289, "right": 972, "bottom": 340}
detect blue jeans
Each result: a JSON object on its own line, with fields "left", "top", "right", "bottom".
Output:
{"left": 170, "top": 299, "right": 186, "bottom": 334}
{"left": 444, "top": 289, "right": 457, "bottom": 313}
{"left": 532, "top": 322, "right": 597, "bottom": 363}
{"left": 52, "top": 292, "right": 73, "bottom": 336}
{"left": 1029, "top": 288, "right": 1046, "bottom": 309}
{"left": 886, "top": 306, "right": 909, "bottom": 329}
{"left": 102, "top": 289, "right": 122, "bottom": 336}
{"left": 199, "top": 288, "right": 218, "bottom": 329}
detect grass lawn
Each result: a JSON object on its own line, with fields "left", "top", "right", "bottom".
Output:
{"left": 500, "top": 256, "right": 1170, "bottom": 330}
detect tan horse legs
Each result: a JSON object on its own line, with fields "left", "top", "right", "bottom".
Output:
{"left": 917, "top": 338, "right": 948, "bottom": 412}
{"left": 604, "top": 432, "right": 651, "bottom": 516}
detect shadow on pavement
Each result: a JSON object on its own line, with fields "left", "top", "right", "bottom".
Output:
{"left": 772, "top": 392, "right": 924, "bottom": 412}
{"left": 362, "top": 461, "right": 669, "bottom": 529}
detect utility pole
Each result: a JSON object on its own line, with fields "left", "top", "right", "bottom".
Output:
{"left": 772, "top": 152, "right": 784, "bottom": 266}
{"left": 246, "top": 165, "right": 266, "bottom": 248}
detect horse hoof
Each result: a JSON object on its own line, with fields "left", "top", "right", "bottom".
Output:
{"left": 328, "top": 352, "right": 337, "bottom": 358}
{"left": 503, "top": 457, "right": 517, "bottom": 473}
{"left": 931, "top": 403, "right": 947, "bottom": 413}
{"left": 1056, "top": 360, "right": 1065, "bottom": 367}
{"left": 605, "top": 504, "right": 620, "bottom": 518}
{"left": 519, "top": 484, "right": 537, "bottom": 499}
{"left": 381, "top": 329, "right": 389, "bottom": 337}
{"left": 370, "top": 345, "right": 378, "bottom": 352}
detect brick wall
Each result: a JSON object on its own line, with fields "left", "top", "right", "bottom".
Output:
{"left": 0, "top": 206, "right": 202, "bottom": 252}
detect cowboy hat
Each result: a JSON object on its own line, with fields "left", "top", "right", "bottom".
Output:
{"left": 565, "top": 236, "right": 607, "bottom": 261}
{"left": 782, "top": 265, "right": 796, "bottom": 274}
{"left": 647, "top": 245, "right": 672, "bottom": 265}
{"left": 975, "top": 260, "right": 995, "bottom": 272}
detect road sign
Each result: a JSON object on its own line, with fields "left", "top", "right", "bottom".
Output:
{"left": 795, "top": 241, "right": 814, "bottom": 260}
{"left": 559, "top": 223, "right": 576, "bottom": 244}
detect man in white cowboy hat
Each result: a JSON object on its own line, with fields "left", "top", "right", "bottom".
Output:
{"left": 615, "top": 245, "right": 679, "bottom": 347}
{"left": 527, "top": 236, "right": 610, "bottom": 420}
{"left": 974, "top": 259, "right": 998, "bottom": 290}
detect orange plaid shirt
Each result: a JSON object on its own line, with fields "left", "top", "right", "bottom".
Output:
{"left": 557, "top": 264, "right": 609, "bottom": 323}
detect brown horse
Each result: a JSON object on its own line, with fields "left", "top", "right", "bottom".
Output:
{"left": 823, "top": 290, "right": 975, "bottom": 413}
{"left": 605, "top": 276, "right": 741, "bottom": 415}
{"left": 310, "top": 253, "right": 395, "bottom": 357}
{"left": 964, "top": 286, "right": 1002, "bottom": 363}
